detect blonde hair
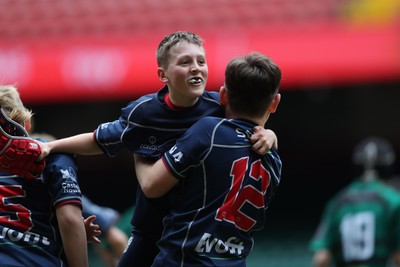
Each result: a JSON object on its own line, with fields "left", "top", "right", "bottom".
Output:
{"left": 0, "top": 84, "right": 33, "bottom": 125}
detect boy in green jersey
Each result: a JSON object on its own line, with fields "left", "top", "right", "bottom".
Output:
{"left": 310, "top": 137, "right": 400, "bottom": 267}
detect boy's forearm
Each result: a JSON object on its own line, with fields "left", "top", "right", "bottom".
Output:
{"left": 48, "top": 133, "right": 103, "bottom": 155}
{"left": 134, "top": 155, "right": 178, "bottom": 198}
{"left": 134, "top": 155, "right": 155, "bottom": 195}
{"left": 57, "top": 205, "right": 89, "bottom": 267}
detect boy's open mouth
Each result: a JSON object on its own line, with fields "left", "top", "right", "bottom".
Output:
{"left": 188, "top": 77, "right": 202, "bottom": 85}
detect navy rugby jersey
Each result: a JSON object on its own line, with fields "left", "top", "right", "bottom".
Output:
{"left": 95, "top": 86, "right": 223, "bottom": 160}
{"left": 155, "top": 116, "right": 282, "bottom": 267}
{"left": 0, "top": 153, "right": 82, "bottom": 266}
{"left": 94, "top": 85, "right": 224, "bottom": 234}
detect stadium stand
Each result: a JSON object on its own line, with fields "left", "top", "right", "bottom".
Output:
{"left": 0, "top": 0, "right": 340, "bottom": 39}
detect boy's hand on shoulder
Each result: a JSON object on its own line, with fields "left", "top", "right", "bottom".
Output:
{"left": 250, "top": 126, "right": 278, "bottom": 155}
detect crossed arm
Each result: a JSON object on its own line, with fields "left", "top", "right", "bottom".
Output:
{"left": 134, "top": 156, "right": 178, "bottom": 198}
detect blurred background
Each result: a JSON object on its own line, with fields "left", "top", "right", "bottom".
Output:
{"left": 1, "top": 0, "right": 399, "bottom": 266}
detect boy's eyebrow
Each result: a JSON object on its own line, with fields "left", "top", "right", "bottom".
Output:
{"left": 176, "top": 53, "right": 206, "bottom": 58}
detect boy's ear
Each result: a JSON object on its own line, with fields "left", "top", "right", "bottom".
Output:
{"left": 268, "top": 93, "right": 281, "bottom": 113}
{"left": 157, "top": 68, "right": 168, "bottom": 83}
{"left": 219, "top": 86, "right": 228, "bottom": 106}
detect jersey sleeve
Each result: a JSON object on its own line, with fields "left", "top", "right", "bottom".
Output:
{"left": 388, "top": 189, "right": 400, "bottom": 250}
{"left": 263, "top": 148, "right": 283, "bottom": 207}
{"left": 94, "top": 96, "right": 150, "bottom": 157}
{"left": 44, "top": 153, "right": 82, "bottom": 209}
{"left": 309, "top": 199, "right": 336, "bottom": 252}
{"left": 162, "top": 117, "right": 216, "bottom": 180}
{"left": 393, "top": 207, "right": 400, "bottom": 251}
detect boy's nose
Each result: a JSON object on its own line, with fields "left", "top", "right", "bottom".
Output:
{"left": 190, "top": 62, "right": 201, "bottom": 71}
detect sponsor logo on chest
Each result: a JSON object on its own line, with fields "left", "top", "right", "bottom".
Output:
{"left": 140, "top": 136, "right": 160, "bottom": 151}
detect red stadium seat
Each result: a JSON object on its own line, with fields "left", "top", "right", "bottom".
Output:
{"left": 0, "top": 0, "right": 341, "bottom": 39}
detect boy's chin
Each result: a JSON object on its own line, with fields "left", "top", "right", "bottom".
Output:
{"left": 190, "top": 87, "right": 205, "bottom": 96}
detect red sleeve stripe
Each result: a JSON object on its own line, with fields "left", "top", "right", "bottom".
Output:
{"left": 55, "top": 200, "right": 82, "bottom": 209}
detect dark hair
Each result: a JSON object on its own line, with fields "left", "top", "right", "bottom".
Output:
{"left": 156, "top": 31, "right": 204, "bottom": 68}
{"left": 352, "top": 137, "right": 396, "bottom": 179}
{"left": 224, "top": 52, "right": 281, "bottom": 117}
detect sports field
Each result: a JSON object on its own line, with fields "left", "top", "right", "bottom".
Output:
{"left": 247, "top": 227, "right": 312, "bottom": 267}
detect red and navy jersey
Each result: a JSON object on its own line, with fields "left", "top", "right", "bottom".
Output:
{"left": 155, "top": 117, "right": 282, "bottom": 267}
{"left": 0, "top": 152, "right": 82, "bottom": 266}
{"left": 94, "top": 85, "right": 224, "bottom": 236}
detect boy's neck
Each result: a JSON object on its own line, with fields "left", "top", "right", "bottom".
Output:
{"left": 164, "top": 93, "right": 188, "bottom": 110}
{"left": 225, "top": 107, "right": 268, "bottom": 127}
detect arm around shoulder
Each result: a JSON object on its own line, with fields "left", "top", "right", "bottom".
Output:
{"left": 250, "top": 127, "right": 278, "bottom": 155}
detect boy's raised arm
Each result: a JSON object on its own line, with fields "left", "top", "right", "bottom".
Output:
{"left": 38, "top": 132, "right": 103, "bottom": 160}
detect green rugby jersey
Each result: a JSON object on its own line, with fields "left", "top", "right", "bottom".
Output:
{"left": 310, "top": 178, "right": 400, "bottom": 267}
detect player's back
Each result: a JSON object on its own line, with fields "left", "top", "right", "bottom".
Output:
{"left": 318, "top": 179, "right": 400, "bottom": 267}
{"left": 0, "top": 153, "right": 81, "bottom": 266}
{"left": 157, "top": 117, "right": 282, "bottom": 266}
